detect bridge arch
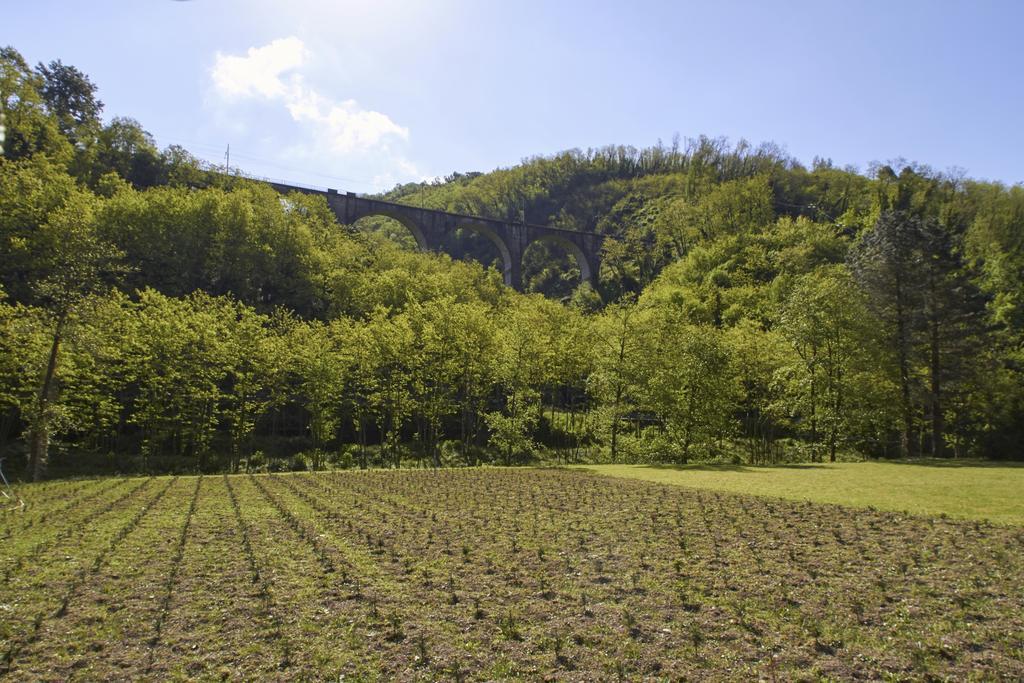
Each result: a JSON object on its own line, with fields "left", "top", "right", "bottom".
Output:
{"left": 350, "top": 209, "right": 429, "bottom": 251}
{"left": 452, "top": 220, "right": 515, "bottom": 286}
{"left": 523, "top": 234, "right": 594, "bottom": 286}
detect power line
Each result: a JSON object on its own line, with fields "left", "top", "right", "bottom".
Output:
{"left": 151, "top": 132, "right": 383, "bottom": 189}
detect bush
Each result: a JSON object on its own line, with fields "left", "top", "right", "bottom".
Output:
{"left": 327, "top": 446, "right": 356, "bottom": 470}
{"left": 241, "top": 451, "right": 268, "bottom": 473}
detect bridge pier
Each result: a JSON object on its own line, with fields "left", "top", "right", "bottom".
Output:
{"left": 504, "top": 238, "right": 524, "bottom": 290}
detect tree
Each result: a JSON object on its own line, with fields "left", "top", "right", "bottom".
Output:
{"left": 221, "top": 303, "right": 288, "bottom": 472}
{"left": 35, "top": 60, "right": 103, "bottom": 143}
{"left": 288, "top": 320, "right": 345, "bottom": 469}
{"left": 917, "top": 218, "right": 988, "bottom": 456}
{"left": 587, "top": 297, "right": 645, "bottom": 462}
{"left": 0, "top": 154, "right": 79, "bottom": 302}
{"left": 725, "top": 319, "right": 789, "bottom": 464}
{"left": 851, "top": 210, "right": 988, "bottom": 457}
{"left": 129, "top": 291, "right": 234, "bottom": 470}
{"left": 849, "top": 211, "right": 924, "bottom": 457}
{"left": 343, "top": 320, "right": 379, "bottom": 468}
{"left": 777, "top": 266, "right": 879, "bottom": 461}
{"left": 544, "top": 302, "right": 593, "bottom": 462}
{"left": 56, "top": 292, "right": 137, "bottom": 455}
{"left": 406, "top": 298, "right": 478, "bottom": 467}
{"left": 0, "top": 292, "right": 49, "bottom": 461}
{"left": 634, "top": 312, "right": 737, "bottom": 463}
{"left": 0, "top": 47, "right": 72, "bottom": 163}
{"left": 444, "top": 300, "right": 498, "bottom": 465}
{"left": 365, "top": 309, "right": 417, "bottom": 468}
{"left": 93, "top": 117, "right": 163, "bottom": 188}
{"left": 486, "top": 297, "right": 557, "bottom": 464}
{"left": 24, "top": 191, "right": 123, "bottom": 479}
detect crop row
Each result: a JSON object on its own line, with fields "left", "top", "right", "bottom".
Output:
{"left": 1, "top": 470, "right": 1021, "bottom": 680}
{"left": 1, "top": 476, "right": 176, "bottom": 675}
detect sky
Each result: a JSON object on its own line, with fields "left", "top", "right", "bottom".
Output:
{"left": 6, "top": 0, "right": 1023, "bottom": 191}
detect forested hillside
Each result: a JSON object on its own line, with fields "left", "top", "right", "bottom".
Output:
{"left": 2, "top": 46, "right": 1022, "bottom": 479}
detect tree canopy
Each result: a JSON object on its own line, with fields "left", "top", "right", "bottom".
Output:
{"left": 2, "top": 45, "right": 1022, "bottom": 477}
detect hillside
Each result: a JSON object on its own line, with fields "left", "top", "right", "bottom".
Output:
{"left": 2, "top": 45, "right": 1024, "bottom": 480}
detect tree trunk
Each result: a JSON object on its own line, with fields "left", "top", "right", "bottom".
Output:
{"left": 929, "top": 305, "right": 945, "bottom": 457}
{"left": 460, "top": 396, "right": 469, "bottom": 466}
{"left": 431, "top": 415, "right": 441, "bottom": 468}
{"left": 27, "top": 316, "right": 64, "bottom": 481}
{"left": 0, "top": 408, "right": 15, "bottom": 461}
{"left": 681, "top": 391, "right": 696, "bottom": 464}
{"left": 358, "top": 412, "right": 368, "bottom": 469}
{"left": 609, "top": 384, "right": 622, "bottom": 464}
{"left": 809, "top": 363, "right": 819, "bottom": 463}
{"left": 894, "top": 271, "right": 914, "bottom": 458}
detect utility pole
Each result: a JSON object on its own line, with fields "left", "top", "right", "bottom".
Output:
{"left": 224, "top": 144, "right": 230, "bottom": 173}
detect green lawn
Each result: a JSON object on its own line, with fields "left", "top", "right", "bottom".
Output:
{"left": 577, "top": 460, "right": 1024, "bottom": 525}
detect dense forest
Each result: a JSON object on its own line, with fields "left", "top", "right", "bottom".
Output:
{"left": 2, "top": 46, "right": 1022, "bottom": 479}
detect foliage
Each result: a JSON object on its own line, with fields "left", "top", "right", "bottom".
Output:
{"left": 1, "top": 46, "right": 1023, "bottom": 473}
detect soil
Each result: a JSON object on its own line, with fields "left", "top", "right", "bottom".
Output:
{"left": 2, "top": 468, "right": 1022, "bottom": 680}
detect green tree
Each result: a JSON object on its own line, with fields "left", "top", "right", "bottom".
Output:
{"left": 56, "top": 292, "right": 137, "bottom": 455}
{"left": 23, "top": 191, "right": 122, "bottom": 479}
{"left": 777, "top": 266, "right": 879, "bottom": 461}
{"left": 0, "top": 293, "right": 49, "bottom": 461}
{"left": 221, "top": 303, "right": 288, "bottom": 471}
{"left": 130, "top": 291, "right": 231, "bottom": 470}
{"left": 849, "top": 211, "right": 924, "bottom": 456}
{"left": 851, "top": 210, "right": 988, "bottom": 456}
{"left": 407, "top": 298, "right": 478, "bottom": 466}
{"left": 486, "top": 297, "right": 557, "bottom": 464}
{"left": 445, "top": 300, "right": 498, "bottom": 464}
{"left": 724, "top": 319, "right": 789, "bottom": 464}
{"left": 35, "top": 59, "right": 103, "bottom": 144}
{"left": 0, "top": 154, "right": 79, "bottom": 302}
{"left": 587, "top": 297, "right": 646, "bottom": 462}
{"left": 93, "top": 117, "right": 163, "bottom": 188}
{"left": 288, "top": 320, "right": 345, "bottom": 469}
{"left": 634, "top": 313, "right": 737, "bottom": 463}
{"left": 0, "top": 47, "right": 71, "bottom": 163}
{"left": 366, "top": 309, "right": 417, "bottom": 468}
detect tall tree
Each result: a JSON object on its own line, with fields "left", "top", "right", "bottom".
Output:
{"left": 35, "top": 60, "right": 103, "bottom": 142}
{"left": 917, "top": 219, "right": 988, "bottom": 456}
{"left": 849, "top": 211, "right": 923, "bottom": 456}
{"left": 0, "top": 47, "right": 72, "bottom": 163}
{"left": 635, "top": 312, "right": 736, "bottom": 463}
{"left": 24, "top": 191, "right": 122, "bottom": 479}
{"left": 588, "top": 297, "right": 645, "bottom": 462}
{"left": 778, "top": 266, "right": 877, "bottom": 461}
{"left": 0, "top": 155, "right": 79, "bottom": 302}
{"left": 851, "top": 210, "right": 988, "bottom": 457}
{"left": 725, "top": 319, "right": 789, "bottom": 464}
{"left": 486, "top": 297, "right": 557, "bottom": 464}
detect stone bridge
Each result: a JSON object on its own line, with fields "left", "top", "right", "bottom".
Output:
{"left": 267, "top": 182, "right": 604, "bottom": 290}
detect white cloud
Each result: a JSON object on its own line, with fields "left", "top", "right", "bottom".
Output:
{"left": 211, "top": 37, "right": 308, "bottom": 100}
{"left": 210, "top": 37, "right": 409, "bottom": 156}
{"left": 284, "top": 87, "right": 408, "bottom": 155}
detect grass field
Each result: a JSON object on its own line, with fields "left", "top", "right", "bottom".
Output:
{"left": 579, "top": 460, "right": 1024, "bottom": 525}
{"left": 2, "top": 469, "right": 1023, "bottom": 680}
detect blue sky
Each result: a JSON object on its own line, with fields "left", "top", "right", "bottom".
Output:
{"left": 7, "top": 0, "right": 1023, "bottom": 191}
